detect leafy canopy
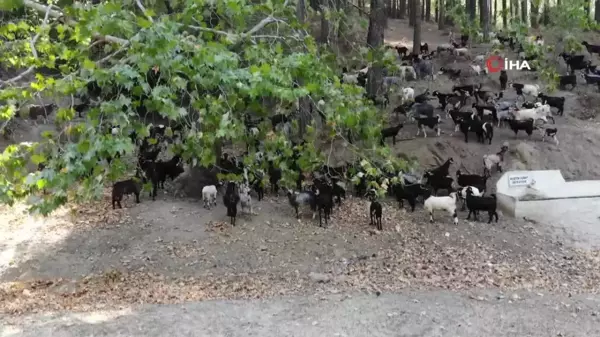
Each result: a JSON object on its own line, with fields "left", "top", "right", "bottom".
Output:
{"left": 0, "top": 0, "right": 410, "bottom": 215}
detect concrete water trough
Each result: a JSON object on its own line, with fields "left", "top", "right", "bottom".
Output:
{"left": 496, "top": 170, "right": 600, "bottom": 249}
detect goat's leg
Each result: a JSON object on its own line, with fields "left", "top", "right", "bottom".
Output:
{"left": 422, "top": 126, "right": 427, "bottom": 138}
{"left": 429, "top": 211, "right": 434, "bottom": 223}
{"left": 416, "top": 127, "right": 420, "bottom": 136}
{"left": 467, "top": 209, "right": 472, "bottom": 220}
{"left": 135, "top": 193, "right": 140, "bottom": 203}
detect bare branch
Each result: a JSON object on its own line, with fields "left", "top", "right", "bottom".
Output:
{"left": 96, "top": 45, "right": 130, "bottom": 65}
{"left": 0, "top": 3, "right": 53, "bottom": 89}
{"left": 135, "top": 0, "right": 154, "bottom": 23}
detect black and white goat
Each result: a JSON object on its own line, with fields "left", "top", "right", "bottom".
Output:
{"left": 483, "top": 145, "right": 509, "bottom": 177}
{"left": 465, "top": 187, "right": 498, "bottom": 223}
{"left": 415, "top": 115, "right": 441, "bottom": 138}
{"left": 541, "top": 128, "right": 559, "bottom": 145}
{"left": 287, "top": 189, "right": 317, "bottom": 219}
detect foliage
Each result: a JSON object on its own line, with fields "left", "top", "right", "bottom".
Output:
{"left": 0, "top": 0, "right": 410, "bottom": 215}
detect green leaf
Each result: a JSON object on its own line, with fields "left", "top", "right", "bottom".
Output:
{"left": 137, "top": 17, "right": 152, "bottom": 29}
{"left": 82, "top": 58, "right": 96, "bottom": 70}
{"left": 31, "top": 154, "right": 46, "bottom": 165}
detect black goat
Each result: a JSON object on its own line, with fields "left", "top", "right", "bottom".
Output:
{"left": 439, "top": 67, "right": 461, "bottom": 80}
{"left": 395, "top": 45, "right": 409, "bottom": 56}
{"left": 369, "top": 200, "right": 383, "bottom": 230}
{"left": 511, "top": 83, "right": 525, "bottom": 96}
{"left": 412, "top": 102, "right": 435, "bottom": 118}
{"left": 414, "top": 90, "right": 430, "bottom": 103}
{"left": 154, "top": 155, "right": 184, "bottom": 189}
{"left": 72, "top": 102, "right": 89, "bottom": 118}
{"left": 456, "top": 170, "right": 488, "bottom": 189}
{"left": 315, "top": 186, "right": 334, "bottom": 227}
{"left": 415, "top": 115, "right": 441, "bottom": 137}
{"left": 28, "top": 103, "right": 57, "bottom": 122}
{"left": 223, "top": 182, "right": 240, "bottom": 226}
{"left": 582, "top": 72, "right": 600, "bottom": 87}
{"left": 452, "top": 84, "right": 475, "bottom": 95}
{"left": 393, "top": 182, "right": 428, "bottom": 211}
{"left": 420, "top": 42, "right": 429, "bottom": 54}
{"left": 507, "top": 118, "right": 535, "bottom": 138}
{"left": 393, "top": 101, "right": 414, "bottom": 115}
{"left": 582, "top": 41, "right": 600, "bottom": 55}
{"left": 423, "top": 173, "right": 454, "bottom": 196}
{"left": 499, "top": 70, "right": 508, "bottom": 90}
{"left": 465, "top": 188, "right": 498, "bottom": 223}
{"left": 432, "top": 91, "right": 453, "bottom": 110}
{"left": 426, "top": 157, "right": 454, "bottom": 178}
{"left": 458, "top": 118, "right": 485, "bottom": 143}
{"left": 268, "top": 161, "right": 282, "bottom": 194}
{"left": 112, "top": 179, "right": 141, "bottom": 209}
{"left": 449, "top": 109, "right": 473, "bottom": 126}
{"left": 472, "top": 103, "right": 498, "bottom": 124}
{"left": 558, "top": 75, "right": 577, "bottom": 90}
{"left": 271, "top": 114, "right": 289, "bottom": 130}
{"left": 381, "top": 123, "right": 403, "bottom": 145}
{"left": 561, "top": 53, "right": 589, "bottom": 74}
{"left": 538, "top": 94, "right": 565, "bottom": 116}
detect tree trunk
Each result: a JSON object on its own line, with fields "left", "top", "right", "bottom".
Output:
{"left": 479, "top": 0, "right": 485, "bottom": 29}
{"left": 413, "top": 0, "right": 422, "bottom": 54}
{"left": 421, "top": 0, "right": 425, "bottom": 20}
{"left": 468, "top": 0, "right": 476, "bottom": 22}
{"left": 426, "top": 0, "right": 431, "bottom": 21}
{"left": 319, "top": 0, "right": 330, "bottom": 44}
{"left": 409, "top": 0, "right": 416, "bottom": 26}
{"left": 530, "top": 0, "right": 538, "bottom": 27}
{"left": 296, "top": 0, "right": 311, "bottom": 139}
{"left": 438, "top": 0, "right": 445, "bottom": 29}
{"left": 502, "top": 0, "right": 507, "bottom": 26}
{"left": 400, "top": 0, "right": 407, "bottom": 18}
{"left": 520, "top": 0, "right": 526, "bottom": 23}
{"left": 493, "top": 0, "right": 496, "bottom": 26}
{"left": 596, "top": 0, "right": 600, "bottom": 22}
{"left": 585, "top": 0, "right": 591, "bottom": 18}
{"left": 310, "top": 0, "right": 319, "bottom": 11}
{"left": 482, "top": 0, "right": 490, "bottom": 40}
{"left": 366, "top": 0, "right": 386, "bottom": 98}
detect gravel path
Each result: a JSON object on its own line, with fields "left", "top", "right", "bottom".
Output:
{"left": 3, "top": 290, "right": 600, "bottom": 337}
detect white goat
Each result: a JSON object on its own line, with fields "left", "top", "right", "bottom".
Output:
{"left": 483, "top": 147, "right": 508, "bottom": 176}
{"left": 402, "top": 87, "right": 415, "bottom": 101}
{"left": 202, "top": 185, "right": 218, "bottom": 209}
{"left": 358, "top": 66, "right": 369, "bottom": 74}
{"left": 512, "top": 107, "right": 549, "bottom": 123}
{"left": 473, "top": 54, "right": 485, "bottom": 63}
{"left": 399, "top": 66, "right": 417, "bottom": 81}
{"left": 470, "top": 64, "right": 482, "bottom": 75}
{"left": 437, "top": 43, "right": 455, "bottom": 53}
{"left": 424, "top": 192, "right": 459, "bottom": 225}
{"left": 454, "top": 48, "right": 470, "bottom": 57}
{"left": 239, "top": 183, "right": 253, "bottom": 215}
{"left": 342, "top": 73, "right": 359, "bottom": 84}
{"left": 522, "top": 84, "right": 540, "bottom": 97}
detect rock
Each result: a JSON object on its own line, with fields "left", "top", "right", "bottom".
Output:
{"left": 22, "top": 289, "right": 31, "bottom": 297}
{"left": 308, "top": 272, "right": 331, "bottom": 283}
{"left": 511, "top": 294, "right": 520, "bottom": 300}
{"left": 259, "top": 245, "right": 268, "bottom": 251}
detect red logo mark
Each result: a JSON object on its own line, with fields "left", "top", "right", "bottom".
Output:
{"left": 486, "top": 55, "right": 504, "bottom": 73}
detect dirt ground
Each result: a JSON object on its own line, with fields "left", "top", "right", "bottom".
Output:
{"left": 2, "top": 19, "right": 600, "bottom": 334}
{"left": 3, "top": 290, "right": 600, "bottom": 337}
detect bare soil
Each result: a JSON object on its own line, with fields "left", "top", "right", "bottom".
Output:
{"left": 1, "top": 20, "right": 600, "bottom": 322}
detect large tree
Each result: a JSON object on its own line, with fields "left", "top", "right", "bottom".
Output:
{"left": 413, "top": 0, "right": 422, "bottom": 54}
{"left": 0, "top": 0, "right": 406, "bottom": 213}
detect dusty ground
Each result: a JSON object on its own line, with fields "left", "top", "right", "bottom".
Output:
{"left": 2, "top": 19, "right": 600, "bottom": 335}
{"left": 3, "top": 291, "right": 600, "bottom": 337}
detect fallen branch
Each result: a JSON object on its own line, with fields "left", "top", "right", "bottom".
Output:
{"left": 135, "top": 0, "right": 154, "bottom": 23}
{"left": 22, "top": 0, "right": 129, "bottom": 45}
{"left": 0, "top": 3, "right": 52, "bottom": 88}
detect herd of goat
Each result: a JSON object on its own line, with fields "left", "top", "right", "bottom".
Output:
{"left": 26, "top": 30, "right": 600, "bottom": 229}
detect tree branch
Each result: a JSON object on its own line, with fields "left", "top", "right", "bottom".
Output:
{"left": 135, "top": 0, "right": 154, "bottom": 22}
{"left": 0, "top": 3, "right": 52, "bottom": 89}
{"left": 22, "top": 0, "right": 129, "bottom": 45}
